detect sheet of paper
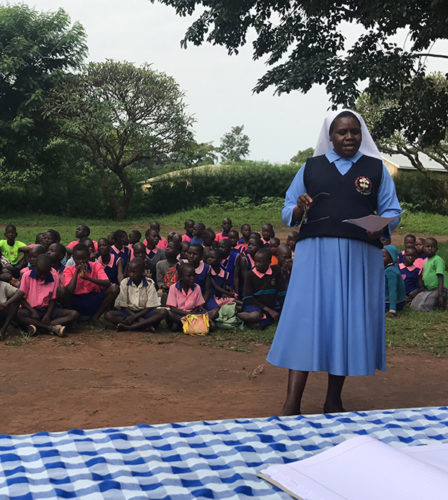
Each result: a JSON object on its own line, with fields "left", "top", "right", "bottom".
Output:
{"left": 259, "top": 435, "right": 448, "bottom": 500}
{"left": 342, "top": 215, "right": 397, "bottom": 232}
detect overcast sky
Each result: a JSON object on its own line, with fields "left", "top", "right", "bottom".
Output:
{"left": 8, "top": 0, "right": 448, "bottom": 163}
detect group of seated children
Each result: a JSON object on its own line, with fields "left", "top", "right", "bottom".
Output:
{"left": 384, "top": 234, "right": 447, "bottom": 316}
{"left": 0, "top": 218, "right": 295, "bottom": 338}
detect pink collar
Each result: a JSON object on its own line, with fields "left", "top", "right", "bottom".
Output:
{"left": 252, "top": 266, "right": 272, "bottom": 278}
{"left": 195, "top": 261, "right": 205, "bottom": 274}
{"left": 211, "top": 266, "right": 225, "bottom": 277}
{"left": 146, "top": 246, "right": 158, "bottom": 254}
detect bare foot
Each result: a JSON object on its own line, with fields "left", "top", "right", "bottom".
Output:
{"left": 117, "top": 323, "right": 126, "bottom": 331}
{"left": 323, "top": 402, "right": 346, "bottom": 414}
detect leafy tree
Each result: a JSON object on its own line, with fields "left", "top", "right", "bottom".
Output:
{"left": 290, "top": 147, "right": 314, "bottom": 165}
{"left": 0, "top": 4, "right": 87, "bottom": 172}
{"left": 156, "top": 0, "right": 448, "bottom": 141}
{"left": 357, "top": 74, "right": 448, "bottom": 175}
{"left": 167, "top": 139, "right": 218, "bottom": 168}
{"left": 219, "top": 125, "right": 250, "bottom": 163}
{"left": 45, "top": 61, "right": 193, "bottom": 219}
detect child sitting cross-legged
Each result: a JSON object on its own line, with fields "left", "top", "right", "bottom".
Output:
{"left": 61, "top": 244, "right": 119, "bottom": 326}
{"left": 383, "top": 245, "right": 406, "bottom": 317}
{"left": 237, "top": 248, "right": 286, "bottom": 329}
{"left": 105, "top": 258, "right": 167, "bottom": 332}
{"left": 18, "top": 254, "right": 78, "bottom": 336}
{"left": 166, "top": 263, "right": 205, "bottom": 331}
{"left": 156, "top": 241, "right": 180, "bottom": 304}
{"left": 411, "top": 237, "right": 447, "bottom": 311}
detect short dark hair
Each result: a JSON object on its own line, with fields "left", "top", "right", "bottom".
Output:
{"left": 73, "top": 243, "right": 89, "bottom": 256}
{"left": 179, "top": 262, "right": 194, "bottom": 278}
{"left": 255, "top": 247, "right": 271, "bottom": 262}
{"left": 189, "top": 243, "right": 204, "bottom": 257}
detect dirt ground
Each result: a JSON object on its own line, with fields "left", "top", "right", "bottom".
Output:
{"left": 1, "top": 330, "right": 447, "bottom": 435}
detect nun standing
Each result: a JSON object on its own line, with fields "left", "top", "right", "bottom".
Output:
{"left": 267, "top": 110, "right": 401, "bottom": 415}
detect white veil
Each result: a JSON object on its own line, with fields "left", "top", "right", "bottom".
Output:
{"left": 313, "top": 109, "right": 381, "bottom": 159}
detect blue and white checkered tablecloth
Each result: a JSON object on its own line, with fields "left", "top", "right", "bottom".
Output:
{"left": 1, "top": 407, "right": 447, "bottom": 499}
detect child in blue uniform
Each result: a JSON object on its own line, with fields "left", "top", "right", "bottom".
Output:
{"left": 383, "top": 245, "right": 406, "bottom": 317}
{"left": 398, "top": 247, "right": 421, "bottom": 300}
{"left": 238, "top": 248, "right": 285, "bottom": 329}
{"left": 187, "top": 244, "right": 210, "bottom": 299}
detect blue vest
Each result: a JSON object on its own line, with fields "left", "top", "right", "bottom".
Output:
{"left": 297, "top": 154, "right": 383, "bottom": 248}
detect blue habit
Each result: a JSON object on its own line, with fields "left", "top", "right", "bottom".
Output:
{"left": 266, "top": 150, "right": 402, "bottom": 376}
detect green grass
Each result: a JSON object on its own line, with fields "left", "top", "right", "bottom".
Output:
{"left": 399, "top": 210, "right": 448, "bottom": 236}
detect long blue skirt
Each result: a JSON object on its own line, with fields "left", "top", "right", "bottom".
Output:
{"left": 267, "top": 237, "right": 385, "bottom": 376}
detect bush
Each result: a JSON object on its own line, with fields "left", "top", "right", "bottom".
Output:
{"left": 141, "top": 162, "right": 298, "bottom": 214}
{"left": 394, "top": 171, "right": 448, "bottom": 215}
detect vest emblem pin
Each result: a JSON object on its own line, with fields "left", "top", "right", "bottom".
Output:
{"left": 355, "top": 176, "right": 372, "bottom": 195}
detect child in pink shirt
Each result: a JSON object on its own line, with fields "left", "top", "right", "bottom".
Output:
{"left": 66, "top": 225, "right": 98, "bottom": 254}
{"left": 166, "top": 263, "right": 205, "bottom": 330}
{"left": 18, "top": 254, "right": 78, "bottom": 336}
{"left": 61, "top": 244, "right": 119, "bottom": 326}
{"left": 215, "top": 217, "right": 232, "bottom": 242}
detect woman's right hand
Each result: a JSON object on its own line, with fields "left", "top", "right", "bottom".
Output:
{"left": 297, "top": 193, "right": 313, "bottom": 211}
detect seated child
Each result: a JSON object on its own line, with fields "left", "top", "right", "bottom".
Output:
{"left": 398, "top": 247, "right": 421, "bottom": 300}
{"left": 111, "top": 230, "right": 132, "bottom": 268}
{"left": 277, "top": 244, "right": 292, "bottom": 286}
{"left": 97, "top": 238, "right": 124, "bottom": 284}
{"left": 105, "top": 258, "right": 167, "bottom": 332}
{"left": 187, "top": 244, "right": 210, "bottom": 299}
{"left": 398, "top": 234, "right": 416, "bottom": 263}
{"left": 383, "top": 245, "right": 406, "bottom": 317}
{"left": 65, "top": 238, "right": 96, "bottom": 266}
{"left": 128, "top": 230, "right": 141, "bottom": 254}
{"left": 238, "top": 248, "right": 286, "bottom": 329}
{"left": 218, "top": 238, "right": 239, "bottom": 293}
{"left": 61, "top": 244, "right": 119, "bottom": 325}
{"left": 228, "top": 229, "right": 239, "bottom": 250}
{"left": 156, "top": 241, "right": 180, "bottom": 303}
{"left": 205, "top": 248, "right": 238, "bottom": 320}
{"left": 215, "top": 217, "right": 232, "bottom": 242}
{"left": 145, "top": 229, "right": 166, "bottom": 280}
{"left": 48, "top": 243, "right": 67, "bottom": 277}
{"left": 234, "top": 236, "right": 264, "bottom": 298}
{"left": 128, "top": 230, "right": 141, "bottom": 246}
{"left": 269, "top": 237, "right": 280, "bottom": 266}
{"left": 202, "top": 228, "right": 216, "bottom": 260}
{"left": 237, "top": 224, "right": 251, "bottom": 252}
{"left": 286, "top": 231, "right": 299, "bottom": 259}
{"left": 133, "top": 242, "right": 153, "bottom": 281}
{"left": 414, "top": 237, "right": 428, "bottom": 269}
{"left": 151, "top": 221, "right": 168, "bottom": 250}
{"left": 190, "top": 222, "right": 205, "bottom": 245}
{"left": 67, "top": 225, "right": 98, "bottom": 254}
{"left": 180, "top": 241, "right": 190, "bottom": 260}
{"left": 411, "top": 237, "right": 447, "bottom": 312}
{"left": 0, "top": 269, "right": 24, "bottom": 339}
{"left": 261, "top": 223, "right": 275, "bottom": 247}
{"left": 0, "top": 224, "right": 27, "bottom": 267}
{"left": 182, "top": 219, "right": 195, "bottom": 242}
{"left": 18, "top": 254, "right": 78, "bottom": 336}
{"left": 166, "top": 263, "right": 206, "bottom": 330}
{"left": 21, "top": 244, "right": 46, "bottom": 275}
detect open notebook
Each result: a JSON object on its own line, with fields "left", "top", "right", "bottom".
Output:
{"left": 259, "top": 435, "right": 448, "bottom": 500}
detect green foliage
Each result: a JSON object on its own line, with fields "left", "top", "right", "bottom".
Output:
{"left": 290, "top": 147, "right": 314, "bottom": 165}
{"left": 219, "top": 125, "right": 250, "bottom": 163}
{"left": 0, "top": 4, "right": 87, "bottom": 171}
{"left": 393, "top": 171, "right": 448, "bottom": 215}
{"left": 143, "top": 162, "right": 296, "bottom": 214}
{"left": 158, "top": 1, "right": 448, "bottom": 144}
{"left": 44, "top": 60, "right": 194, "bottom": 219}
